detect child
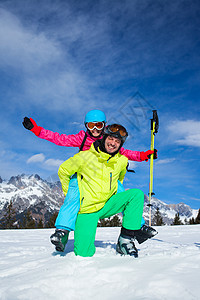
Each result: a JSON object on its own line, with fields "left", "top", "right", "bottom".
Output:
{"left": 23, "top": 110, "right": 157, "bottom": 251}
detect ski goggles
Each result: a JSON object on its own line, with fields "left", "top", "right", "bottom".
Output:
{"left": 104, "top": 124, "right": 128, "bottom": 142}
{"left": 86, "top": 121, "right": 105, "bottom": 130}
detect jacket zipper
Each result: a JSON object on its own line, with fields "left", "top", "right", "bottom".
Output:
{"left": 110, "top": 172, "right": 112, "bottom": 190}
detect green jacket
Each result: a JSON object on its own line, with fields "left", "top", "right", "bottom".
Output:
{"left": 58, "top": 143, "right": 128, "bottom": 213}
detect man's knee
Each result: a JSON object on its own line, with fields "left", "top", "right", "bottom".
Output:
{"left": 127, "top": 188, "right": 144, "bottom": 203}
{"left": 135, "top": 189, "right": 144, "bottom": 200}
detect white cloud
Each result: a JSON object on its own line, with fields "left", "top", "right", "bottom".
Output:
{"left": 127, "top": 161, "right": 137, "bottom": 170}
{"left": 27, "top": 153, "right": 45, "bottom": 164}
{"left": 26, "top": 154, "right": 63, "bottom": 169}
{"left": 176, "top": 134, "right": 200, "bottom": 147}
{"left": 0, "top": 8, "right": 95, "bottom": 114}
{"left": 71, "top": 122, "right": 82, "bottom": 125}
{"left": 168, "top": 120, "right": 200, "bottom": 147}
{"left": 44, "top": 159, "right": 64, "bottom": 168}
{"left": 189, "top": 197, "right": 200, "bottom": 202}
{"left": 0, "top": 8, "right": 61, "bottom": 72}
{"left": 156, "top": 158, "right": 176, "bottom": 165}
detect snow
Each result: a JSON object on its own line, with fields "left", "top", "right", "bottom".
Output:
{"left": 0, "top": 225, "right": 200, "bottom": 300}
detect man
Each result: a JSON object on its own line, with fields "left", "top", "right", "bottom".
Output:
{"left": 57, "top": 124, "right": 157, "bottom": 257}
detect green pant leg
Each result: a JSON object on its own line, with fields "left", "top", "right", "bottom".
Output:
{"left": 99, "top": 189, "right": 144, "bottom": 230}
{"left": 74, "top": 189, "right": 144, "bottom": 257}
{"left": 74, "top": 212, "right": 99, "bottom": 257}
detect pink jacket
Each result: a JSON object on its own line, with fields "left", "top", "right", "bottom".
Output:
{"left": 39, "top": 128, "right": 142, "bottom": 161}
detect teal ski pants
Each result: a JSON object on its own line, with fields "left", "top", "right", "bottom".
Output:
{"left": 55, "top": 175, "right": 145, "bottom": 231}
{"left": 74, "top": 188, "right": 144, "bottom": 257}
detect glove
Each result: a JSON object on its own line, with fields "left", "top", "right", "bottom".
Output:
{"left": 140, "top": 149, "right": 157, "bottom": 162}
{"left": 22, "top": 117, "right": 42, "bottom": 136}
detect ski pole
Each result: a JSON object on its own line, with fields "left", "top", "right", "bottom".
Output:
{"left": 148, "top": 110, "right": 159, "bottom": 226}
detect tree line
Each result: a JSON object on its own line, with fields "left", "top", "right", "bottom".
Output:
{"left": 0, "top": 201, "right": 200, "bottom": 229}
{"left": 151, "top": 207, "right": 200, "bottom": 226}
{"left": 0, "top": 200, "right": 58, "bottom": 229}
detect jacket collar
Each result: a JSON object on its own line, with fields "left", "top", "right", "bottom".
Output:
{"left": 90, "top": 143, "right": 120, "bottom": 163}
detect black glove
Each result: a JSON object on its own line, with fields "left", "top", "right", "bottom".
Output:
{"left": 147, "top": 149, "right": 158, "bottom": 160}
{"left": 22, "top": 117, "right": 34, "bottom": 130}
{"left": 140, "top": 149, "right": 158, "bottom": 162}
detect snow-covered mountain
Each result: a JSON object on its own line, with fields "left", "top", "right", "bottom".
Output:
{"left": 0, "top": 174, "right": 64, "bottom": 224}
{"left": 0, "top": 174, "right": 198, "bottom": 225}
{"left": 143, "top": 195, "right": 198, "bottom": 225}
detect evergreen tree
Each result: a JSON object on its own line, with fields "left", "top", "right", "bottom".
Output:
{"left": 46, "top": 212, "right": 58, "bottom": 228}
{"left": 98, "top": 218, "right": 110, "bottom": 227}
{"left": 37, "top": 218, "right": 44, "bottom": 229}
{"left": 195, "top": 209, "right": 200, "bottom": 224}
{"left": 172, "top": 212, "right": 183, "bottom": 225}
{"left": 152, "top": 207, "right": 165, "bottom": 226}
{"left": 2, "top": 200, "right": 16, "bottom": 229}
{"left": 189, "top": 217, "right": 196, "bottom": 224}
{"left": 98, "top": 215, "right": 122, "bottom": 227}
{"left": 26, "top": 211, "right": 36, "bottom": 229}
{"left": 20, "top": 210, "right": 36, "bottom": 229}
{"left": 109, "top": 215, "right": 121, "bottom": 227}
{"left": 20, "top": 213, "right": 27, "bottom": 229}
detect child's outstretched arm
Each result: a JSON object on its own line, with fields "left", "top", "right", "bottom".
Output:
{"left": 23, "top": 117, "right": 85, "bottom": 148}
{"left": 119, "top": 147, "right": 142, "bottom": 161}
{"left": 120, "top": 147, "right": 157, "bottom": 162}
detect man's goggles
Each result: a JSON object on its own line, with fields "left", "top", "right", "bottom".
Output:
{"left": 86, "top": 121, "right": 104, "bottom": 131}
{"left": 104, "top": 124, "right": 128, "bottom": 142}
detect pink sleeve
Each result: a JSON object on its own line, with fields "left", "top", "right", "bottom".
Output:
{"left": 38, "top": 128, "right": 86, "bottom": 148}
{"left": 119, "top": 147, "right": 142, "bottom": 162}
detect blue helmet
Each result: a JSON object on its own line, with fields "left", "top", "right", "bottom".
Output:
{"left": 84, "top": 109, "right": 106, "bottom": 124}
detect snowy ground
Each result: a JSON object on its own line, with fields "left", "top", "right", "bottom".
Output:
{"left": 0, "top": 225, "right": 200, "bottom": 300}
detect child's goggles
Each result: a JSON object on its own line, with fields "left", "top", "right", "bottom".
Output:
{"left": 86, "top": 121, "right": 104, "bottom": 130}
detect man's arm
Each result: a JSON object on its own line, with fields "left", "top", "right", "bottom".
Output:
{"left": 118, "top": 160, "right": 128, "bottom": 184}
{"left": 58, "top": 154, "right": 82, "bottom": 196}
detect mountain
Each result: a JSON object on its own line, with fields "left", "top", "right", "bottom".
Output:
{"left": 0, "top": 174, "right": 64, "bottom": 225}
{"left": 142, "top": 195, "right": 198, "bottom": 225}
{"left": 0, "top": 174, "right": 198, "bottom": 226}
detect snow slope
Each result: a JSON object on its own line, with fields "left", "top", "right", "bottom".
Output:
{"left": 0, "top": 225, "right": 200, "bottom": 300}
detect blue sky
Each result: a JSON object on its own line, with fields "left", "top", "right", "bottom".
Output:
{"left": 0, "top": 0, "right": 200, "bottom": 209}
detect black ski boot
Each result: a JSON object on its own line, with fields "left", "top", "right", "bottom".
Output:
{"left": 116, "top": 234, "right": 138, "bottom": 258}
{"left": 50, "top": 229, "right": 69, "bottom": 252}
{"left": 134, "top": 225, "right": 158, "bottom": 244}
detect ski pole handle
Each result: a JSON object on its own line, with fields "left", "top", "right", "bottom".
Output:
{"left": 151, "top": 110, "right": 159, "bottom": 134}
